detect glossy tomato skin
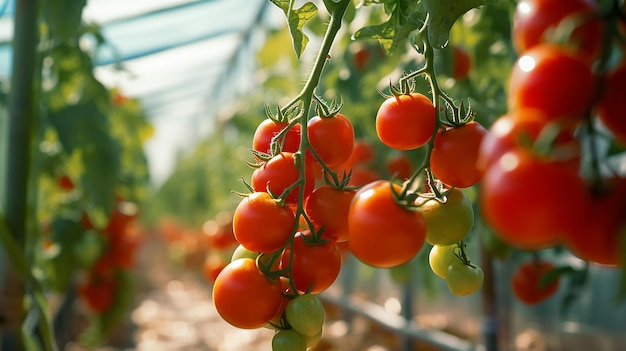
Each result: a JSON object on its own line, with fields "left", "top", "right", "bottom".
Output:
{"left": 512, "top": 261, "right": 559, "bottom": 304}
{"left": 348, "top": 180, "right": 427, "bottom": 268}
{"left": 429, "top": 244, "right": 459, "bottom": 279}
{"left": 421, "top": 188, "right": 474, "bottom": 246}
{"left": 232, "top": 192, "right": 295, "bottom": 254}
{"left": 251, "top": 152, "right": 315, "bottom": 204}
{"left": 305, "top": 186, "right": 356, "bottom": 242}
{"left": 430, "top": 121, "right": 488, "bottom": 188}
{"left": 509, "top": 44, "right": 595, "bottom": 122}
{"left": 597, "top": 63, "right": 626, "bottom": 145}
{"left": 285, "top": 294, "right": 325, "bottom": 337}
{"left": 307, "top": 114, "right": 355, "bottom": 168}
{"left": 252, "top": 119, "right": 301, "bottom": 156}
{"left": 212, "top": 258, "right": 283, "bottom": 329}
{"left": 479, "top": 149, "right": 587, "bottom": 250}
{"left": 376, "top": 93, "right": 436, "bottom": 150}
{"left": 564, "top": 178, "right": 626, "bottom": 267}
{"left": 513, "top": 0, "right": 604, "bottom": 61}
{"left": 281, "top": 231, "right": 342, "bottom": 294}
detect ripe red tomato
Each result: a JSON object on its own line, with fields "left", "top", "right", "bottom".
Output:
{"left": 281, "top": 231, "right": 342, "bottom": 294}
{"left": 479, "top": 149, "right": 587, "bottom": 250}
{"left": 430, "top": 121, "right": 488, "bottom": 188}
{"left": 385, "top": 153, "right": 413, "bottom": 180}
{"left": 212, "top": 258, "right": 283, "bottom": 329}
{"left": 307, "top": 113, "right": 355, "bottom": 168}
{"left": 509, "top": 44, "right": 595, "bottom": 122}
{"left": 348, "top": 180, "right": 427, "bottom": 268}
{"left": 77, "top": 273, "right": 118, "bottom": 313}
{"left": 452, "top": 46, "right": 471, "bottom": 80}
{"left": 597, "top": 63, "right": 626, "bottom": 145}
{"left": 512, "top": 260, "right": 559, "bottom": 304}
{"left": 564, "top": 178, "right": 626, "bottom": 267}
{"left": 251, "top": 152, "right": 315, "bottom": 204}
{"left": 202, "top": 219, "right": 238, "bottom": 250}
{"left": 305, "top": 186, "right": 356, "bottom": 242}
{"left": 376, "top": 93, "right": 436, "bottom": 150}
{"left": 252, "top": 119, "right": 301, "bottom": 156}
{"left": 513, "top": 0, "right": 604, "bottom": 61}
{"left": 477, "top": 109, "right": 580, "bottom": 173}
{"left": 202, "top": 254, "right": 228, "bottom": 282}
{"left": 232, "top": 192, "right": 295, "bottom": 254}
{"left": 347, "top": 168, "right": 381, "bottom": 187}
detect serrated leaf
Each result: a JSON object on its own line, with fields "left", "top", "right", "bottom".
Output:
{"left": 422, "top": 0, "right": 489, "bottom": 48}
{"left": 269, "top": 0, "right": 318, "bottom": 58}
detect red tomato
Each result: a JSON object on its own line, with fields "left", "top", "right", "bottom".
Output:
{"left": 385, "top": 153, "right": 413, "bottom": 180}
{"left": 479, "top": 149, "right": 587, "bottom": 250}
{"left": 212, "top": 258, "right": 284, "bottom": 329}
{"left": 430, "top": 121, "right": 488, "bottom": 188}
{"left": 251, "top": 152, "right": 315, "bottom": 204}
{"left": 477, "top": 109, "right": 580, "bottom": 173}
{"left": 281, "top": 231, "right": 342, "bottom": 294}
{"left": 202, "top": 219, "right": 238, "bottom": 250}
{"left": 564, "top": 178, "right": 626, "bottom": 267}
{"left": 252, "top": 119, "right": 301, "bottom": 156}
{"left": 348, "top": 180, "right": 427, "bottom": 268}
{"left": 305, "top": 186, "right": 356, "bottom": 242}
{"left": 509, "top": 44, "right": 595, "bottom": 122}
{"left": 202, "top": 254, "right": 228, "bottom": 283}
{"left": 376, "top": 93, "right": 436, "bottom": 150}
{"left": 597, "top": 63, "right": 626, "bottom": 145}
{"left": 77, "top": 272, "right": 118, "bottom": 313}
{"left": 347, "top": 168, "right": 381, "bottom": 187}
{"left": 512, "top": 260, "right": 559, "bottom": 304}
{"left": 232, "top": 192, "right": 295, "bottom": 254}
{"left": 513, "top": 0, "right": 604, "bottom": 62}
{"left": 452, "top": 46, "right": 471, "bottom": 80}
{"left": 307, "top": 113, "right": 355, "bottom": 168}
{"left": 57, "top": 175, "right": 75, "bottom": 190}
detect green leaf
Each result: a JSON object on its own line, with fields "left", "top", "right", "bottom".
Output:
{"left": 269, "top": 0, "right": 319, "bottom": 58}
{"left": 422, "top": 0, "right": 490, "bottom": 48}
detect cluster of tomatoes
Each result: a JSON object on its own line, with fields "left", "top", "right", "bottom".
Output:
{"left": 478, "top": 0, "right": 626, "bottom": 304}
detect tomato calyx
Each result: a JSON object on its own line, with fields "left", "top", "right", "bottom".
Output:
{"left": 313, "top": 94, "right": 343, "bottom": 118}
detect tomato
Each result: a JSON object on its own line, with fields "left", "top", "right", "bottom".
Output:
{"left": 477, "top": 109, "right": 580, "bottom": 173}
{"left": 512, "top": 260, "right": 559, "bottom": 304}
{"left": 479, "top": 149, "right": 587, "bottom": 250}
{"left": 430, "top": 121, "right": 488, "bottom": 188}
{"left": 564, "top": 178, "right": 626, "bottom": 267}
{"left": 307, "top": 113, "right": 355, "bottom": 168}
{"left": 77, "top": 272, "right": 118, "bottom": 313}
{"left": 385, "top": 152, "right": 413, "bottom": 180}
{"left": 281, "top": 231, "right": 342, "bottom": 294}
{"left": 251, "top": 152, "right": 315, "bottom": 204}
{"left": 452, "top": 46, "right": 471, "bottom": 80}
{"left": 202, "top": 219, "right": 238, "bottom": 250}
{"left": 347, "top": 168, "right": 381, "bottom": 187}
{"left": 285, "top": 294, "right": 325, "bottom": 337}
{"left": 305, "top": 186, "right": 356, "bottom": 242}
{"left": 252, "top": 118, "right": 301, "bottom": 156}
{"left": 446, "top": 261, "right": 484, "bottom": 296}
{"left": 376, "top": 93, "right": 436, "bottom": 150}
{"left": 272, "top": 329, "right": 307, "bottom": 351}
{"left": 508, "top": 44, "right": 595, "bottom": 122}
{"left": 428, "top": 244, "right": 459, "bottom": 279}
{"left": 343, "top": 139, "right": 376, "bottom": 169}
{"left": 513, "top": 0, "right": 604, "bottom": 61}
{"left": 348, "top": 180, "right": 427, "bottom": 268}
{"left": 421, "top": 188, "right": 474, "bottom": 246}
{"left": 202, "top": 254, "right": 228, "bottom": 282}
{"left": 56, "top": 175, "right": 75, "bottom": 190}
{"left": 597, "top": 63, "right": 626, "bottom": 145}
{"left": 212, "top": 258, "right": 283, "bottom": 329}
{"left": 232, "top": 192, "right": 295, "bottom": 254}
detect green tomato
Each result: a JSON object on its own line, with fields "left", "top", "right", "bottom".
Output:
{"left": 231, "top": 244, "right": 258, "bottom": 261}
{"left": 446, "top": 261, "right": 484, "bottom": 296}
{"left": 421, "top": 188, "right": 474, "bottom": 246}
{"left": 272, "top": 329, "right": 307, "bottom": 351}
{"left": 428, "top": 244, "right": 458, "bottom": 279}
{"left": 285, "top": 294, "right": 325, "bottom": 337}
{"left": 306, "top": 328, "right": 323, "bottom": 348}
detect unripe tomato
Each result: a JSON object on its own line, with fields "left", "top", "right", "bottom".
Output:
{"left": 376, "top": 93, "right": 436, "bottom": 151}
{"left": 428, "top": 244, "right": 459, "bottom": 279}
{"left": 421, "top": 188, "right": 474, "bottom": 246}
{"left": 285, "top": 294, "right": 325, "bottom": 337}
{"left": 446, "top": 261, "right": 484, "bottom": 296}
{"left": 272, "top": 329, "right": 307, "bottom": 351}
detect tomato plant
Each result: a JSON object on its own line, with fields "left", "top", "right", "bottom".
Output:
{"left": 376, "top": 93, "right": 436, "bottom": 151}
{"left": 348, "top": 180, "right": 427, "bottom": 268}
{"left": 212, "top": 258, "right": 284, "bottom": 329}
{"left": 512, "top": 260, "right": 560, "bottom": 304}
